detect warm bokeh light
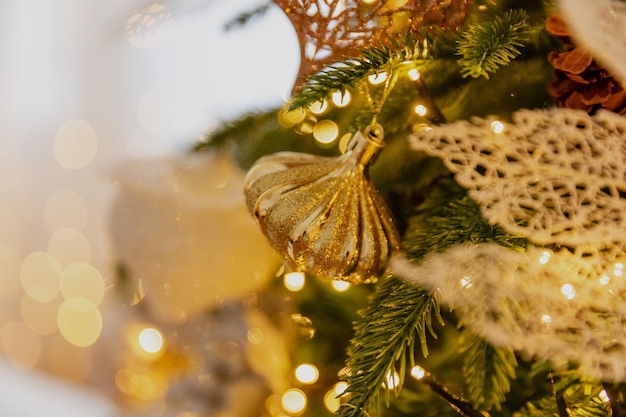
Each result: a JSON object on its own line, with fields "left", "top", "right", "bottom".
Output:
{"left": 541, "top": 314, "right": 552, "bottom": 326}
{"left": 281, "top": 388, "right": 307, "bottom": 415}
{"left": 44, "top": 189, "right": 88, "bottom": 233}
{"left": 278, "top": 107, "right": 306, "bottom": 127}
{"left": 331, "top": 90, "right": 351, "bottom": 107}
{"left": 410, "top": 365, "right": 426, "bottom": 380}
{"left": 291, "top": 314, "right": 315, "bottom": 339}
{"left": 614, "top": 262, "right": 624, "bottom": 277}
{"left": 599, "top": 274, "right": 611, "bottom": 285}
{"left": 284, "top": 272, "right": 306, "bottom": 292}
{"left": 368, "top": 71, "right": 387, "bottom": 85}
{"left": 383, "top": 370, "right": 400, "bottom": 389}
{"left": 138, "top": 327, "right": 164, "bottom": 354}
{"left": 334, "top": 381, "right": 348, "bottom": 396}
{"left": 295, "top": 363, "right": 319, "bottom": 384}
{"left": 408, "top": 68, "right": 421, "bottom": 80}
{"left": 414, "top": 104, "right": 428, "bottom": 117}
{"left": 61, "top": 262, "right": 105, "bottom": 306}
{"left": 538, "top": 250, "right": 551, "bottom": 265}
{"left": 47, "top": 228, "right": 92, "bottom": 267}
{"left": 490, "top": 120, "right": 505, "bottom": 134}
{"left": 53, "top": 119, "right": 98, "bottom": 170}
{"left": 460, "top": 276, "right": 472, "bottom": 289}
{"left": 313, "top": 120, "right": 339, "bottom": 144}
{"left": 331, "top": 280, "right": 351, "bottom": 292}
{"left": 126, "top": 3, "right": 173, "bottom": 49}
{"left": 561, "top": 283, "right": 576, "bottom": 300}
{"left": 309, "top": 100, "right": 328, "bottom": 115}
{"left": 57, "top": 298, "right": 102, "bottom": 347}
{"left": 247, "top": 327, "right": 265, "bottom": 344}
{"left": 20, "top": 251, "right": 63, "bottom": 302}
{"left": 1, "top": 320, "right": 42, "bottom": 368}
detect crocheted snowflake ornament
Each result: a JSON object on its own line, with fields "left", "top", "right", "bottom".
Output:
{"left": 395, "top": 108, "right": 626, "bottom": 380}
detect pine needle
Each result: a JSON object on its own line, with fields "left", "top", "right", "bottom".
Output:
{"left": 337, "top": 277, "right": 442, "bottom": 417}
{"left": 457, "top": 9, "right": 530, "bottom": 79}
{"left": 460, "top": 329, "right": 517, "bottom": 411}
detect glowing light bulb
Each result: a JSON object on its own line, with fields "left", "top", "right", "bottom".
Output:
{"left": 410, "top": 365, "right": 426, "bottom": 380}
{"left": 383, "top": 370, "right": 400, "bottom": 389}
{"left": 309, "top": 100, "right": 328, "bottom": 115}
{"left": 561, "top": 283, "right": 576, "bottom": 300}
{"left": 324, "top": 389, "right": 341, "bottom": 412}
{"left": 284, "top": 272, "right": 306, "bottom": 292}
{"left": 331, "top": 280, "right": 351, "bottom": 292}
{"left": 361, "top": 0, "right": 377, "bottom": 4}
{"left": 368, "top": 72, "right": 387, "bottom": 85}
{"left": 331, "top": 90, "right": 351, "bottom": 107}
{"left": 334, "top": 381, "right": 348, "bottom": 396}
{"left": 295, "top": 364, "right": 319, "bottom": 384}
{"left": 490, "top": 120, "right": 505, "bottom": 134}
{"left": 460, "top": 276, "right": 472, "bottom": 289}
{"left": 414, "top": 104, "right": 428, "bottom": 117}
{"left": 599, "top": 390, "right": 610, "bottom": 403}
{"left": 313, "top": 120, "right": 339, "bottom": 144}
{"left": 281, "top": 388, "right": 307, "bottom": 415}
{"left": 538, "top": 250, "right": 551, "bottom": 265}
{"left": 138, "top": 327, "right": 163, "bottom": 353}
{"left": 408, "top": 68, "right": 421, "bottom": 81}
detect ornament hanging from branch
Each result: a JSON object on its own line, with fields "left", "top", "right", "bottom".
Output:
{"left": 244, "top": 124, "right": 400, "bottom": 284}
{"left": 397, "top": 108, "right": 626, "bottom": 381}
{"left": 273, "top": 0, "right": 474, "bottom": 89}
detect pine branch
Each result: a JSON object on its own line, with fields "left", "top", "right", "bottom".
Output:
{"left": 457, "top": 9, "right": 531, "bottom": 79}
{"left": 290, "top": 31, "right": 460, "bottom": 110}
{"left": 460, "top": 329, "right": 517, "bottom": 411}
{"left": 337, "top": 277, "right": 443, "bottom": 417}
{"left": 223, "top": 1, "right": 273, "bottom": 31}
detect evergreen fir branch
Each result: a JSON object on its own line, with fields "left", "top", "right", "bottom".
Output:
{"left": 337, "top": 277, "right": 443, "bottom": 417}
{"left": 403, "top": 180, "right": 527, "bottom": 261}
{"left": 223, "top": 1, "right": 273, "bottom": 31}
{"left": 459, "top": 329, "right": 517, "bottom": 411}
{"left": 457, "top": 9, "right": 530, "bottom": 79}
{"left": 289, "top": 31, "right": 460, "bottom": 110}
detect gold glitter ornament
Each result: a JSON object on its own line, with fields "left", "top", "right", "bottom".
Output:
{"left": 244, "top": 124, "right": 400, "bottom": 284}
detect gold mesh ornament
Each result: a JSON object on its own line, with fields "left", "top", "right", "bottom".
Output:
{"left": 244, "top": 124, "right": 400, "bottom": 284}
{"left": 274, "top": 0, "right": 475, "bottom": 89}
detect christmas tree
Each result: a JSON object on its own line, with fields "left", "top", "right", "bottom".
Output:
{"left": 110, "top": 0, "right": 626, "bottom": 416}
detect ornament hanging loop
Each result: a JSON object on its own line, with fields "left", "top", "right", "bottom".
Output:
{"left": 346, "top": 123, "right": 386, "bottom": 167}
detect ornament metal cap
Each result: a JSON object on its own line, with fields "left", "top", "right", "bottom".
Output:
{"left": 244, "top": 124, "right": 400, "bottom": 284}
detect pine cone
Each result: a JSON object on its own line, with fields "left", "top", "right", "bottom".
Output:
{"left": 546, "top": 15, "right": 626, "bottom": 115}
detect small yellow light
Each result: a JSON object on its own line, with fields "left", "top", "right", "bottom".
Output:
{"left": 247, "top": 327, "right": 264, "bottom": 344}
{"left": 538, "top": 250, "right": 551, "bottom": 265}
{"left": 614, "top": 262, "right": 624, "bottom": 277}
{"left": 383, "top": 370, "right": 400, "bottom": 389}
{"left": 331, "top": 280, "right": 351, "bottom": 292}
{"left": 278, "top": 107, "right": 306, "bottom": 127}
{"left": 331, "top": 90, "right": 351, "bottom": 107}
{"left": 324, "top": 389, "right": 342, "bottom": 412}
{"left": 361, "top": 0, "right": 377, "bottom": 4}
{"left": 414, "top": 104, "right": 428, "bottom": 117}
{"left": 368, "top": 71, "right": 387, "bottom": 85}
{"left": 407, "top": 68, "right": 421, "bottom": 81}
{"left": 284, "top": 272, "right": 306, "bottom": 292}
{"left": 295, "top": 364, "right": 319, "bottom": 384}
{"left": 281, "top": 388, "right": 307, "bottom": 415}
{"left": 490, "top": 120, "right": 505, "bottom": 134}
{"left": 599, "top": 275, "right": 611, "bottom": 285}
{"left": 460, "top": 276, "right": 472, "bottom": 289}
{"left": 309, "top": 100, "right": 328, "bottom": 115}
{"left": 561, "top": 283, "right": 576, "bottom": 300}
{"left": 410, "top": 365, "right": 426, "bottom": 380}
{"left": 599, "top": 389, "right": 610, "bottom": 403}
{"left": 138, "top": 327, "right": 164, "bottom": 353}
{"left": 334, "top": 381, "right": 349, "bottom": 396}
{"left": 313, "top": 120, "right": 339, "bottom": 144}
{"left": 541, "top": 314, "right": 552, "bottom": 326}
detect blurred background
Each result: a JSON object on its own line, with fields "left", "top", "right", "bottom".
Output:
{"left": 0, "top": 1, "right": 298, "bottom": 415}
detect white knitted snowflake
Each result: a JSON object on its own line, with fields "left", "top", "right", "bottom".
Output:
{"left": 396, "top": 108, "right": 626, "bottom": 381}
